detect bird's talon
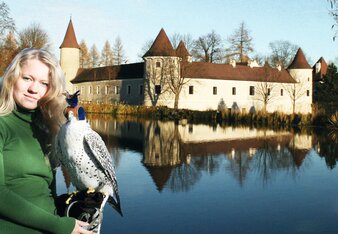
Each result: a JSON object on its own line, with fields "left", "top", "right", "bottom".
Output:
{"left": 65, "top": 191, "right": 78, "bottom": 205}
{"left": 87, "top": 187, "right": 95, "bottom": 194}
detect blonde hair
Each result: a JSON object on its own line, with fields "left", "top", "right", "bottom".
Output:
{"left": 0, "top": 48, "right": 67, "bottom": 136}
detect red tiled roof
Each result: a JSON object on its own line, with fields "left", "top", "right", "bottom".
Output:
{"left": 143, "top": 28, "right": 176, "bottom": 57}
{"left": 145, "top": 166, "right": 172, "bottom": 192}
{"left": 176, "top": 40, "right": 190, "bottom": 61}
{"left": 60, "top": 19, "right": 80, "bottom": 49}
{"left": 71, "top": 63, "right": 144, "bottom": 84}
{"left": 287, "top": 48, "right": 311, "bottom": 69}
{"left": 183, "top": 62, "right": 296, "bottom": 83}
{"left": 312, "top": 57, "right": 328, "bottom": 81}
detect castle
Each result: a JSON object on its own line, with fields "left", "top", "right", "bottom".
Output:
{"left": 59, "top": 19, "right": 326, "bottom": 114}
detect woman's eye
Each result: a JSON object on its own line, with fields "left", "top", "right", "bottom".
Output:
{"left": 22, "top": 76, "right": 31, "bottom": 81}
{"left": 42, "top": 82, "right": 49, "bottom": 87}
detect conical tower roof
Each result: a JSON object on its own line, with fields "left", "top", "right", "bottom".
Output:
{"left": 60, "top": 19, "right": 80, "bottom": 49}
{"left": 176, "top": 40, "right": 190, "bottom": 60}
{"left": 287, "top": 48, "right": 311, "bottom": 69}
{"left": 143, "top": 28, "right": 176, "bottom": 57}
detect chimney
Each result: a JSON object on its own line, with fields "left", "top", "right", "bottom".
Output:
{"left": 248, "top": 59, "right": 259, "bottom": 68}
{"left": 230, "top": 59, "right": 236, "bottom": 68}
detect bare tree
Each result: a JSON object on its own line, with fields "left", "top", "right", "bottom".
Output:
{"left": 283, "top": 76, "right": 311, "bottom": 114}
{"left": 168, "top": 61, "right": 191, "bottom": 109}
{"left": 18, "top": 23, "right": 50, "bottom": 49}
{"left": 113, "top": 36, "right": 126, "bottom": 65}
{"left": 138, "top": 39, "right": 153, "bottom": 60}
{"left": 79, "top": 40, "right": 91, "bottom": 68}
{"left": 0, "top": 2, "right": 15, "bottom": 41}
{"left": 100, "top": 40, "right": 114, "bottom": 66}
{"left": 226, "top": 21, "right": 254, "bottom": 63}
{"left": 89, "top": 44, "right": 100, "bottom": 67}
{"left": 254, "top": 64, "right": 280, "bottom": 113}
{"left": 144, "top": 59, "right": 176, "bottom": 106}
{"left": 191, "top": 30, "right": 223, "bottom": 63}
{"left": 268, "top": 40, "right": 298, "bottom": 68}
{"left": 329, "top": 0, "right": 338, "bottom": 40}
{"left": 170, "top": 33, "right": 194, "bottom": 52}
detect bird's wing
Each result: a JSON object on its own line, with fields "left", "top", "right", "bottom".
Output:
{"left": 83, "top": 129, "right": 116, "bottom": 182}
{"left": 83, "top": 127, "right": 122, "bottom": 216}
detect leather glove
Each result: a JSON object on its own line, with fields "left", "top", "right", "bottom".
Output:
{"left": 56, "top": 190, "right": 104, "bottom": 230}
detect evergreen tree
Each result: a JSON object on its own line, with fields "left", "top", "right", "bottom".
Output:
{"left": 315, "top": 63, "right": 338, "bottom": 114}
{"left": 90, "top": 44, "right": 100, "bottom": 67}
{"left": 100, "top": 40, "right": 114, "bottom": 66}
{"left": 79, "top": 40, "right": 91, "bottom": 68}
{"left": 113, "top": 36, "right": 126, "bottom": 65}
{"left": 225, "top": 21, "right": 254, "bottom": 63}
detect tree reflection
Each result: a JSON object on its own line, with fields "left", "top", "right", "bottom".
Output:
{"left": 252, "top": 138, "right": 296, "bottom": 185}
{"left": 192, "top": 155, "right": 222, "bottom": 175}
{"left": 167, "top": 162, "right": 201, "bottom": 192}
{"left": 314, "top": 128, "right": 338, "bottom": 169}
{"left": 143, "top": 121, "right": 203, "bottom": 192}
{"left": 225, "top": 151, "right": 252, "bottom": 186}
{"left": 83, "top": 115, "right": 333, "bottom": 192}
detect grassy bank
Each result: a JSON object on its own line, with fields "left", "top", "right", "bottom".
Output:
{"left": 81, "top": 103, "right": 333, "bottom": 128}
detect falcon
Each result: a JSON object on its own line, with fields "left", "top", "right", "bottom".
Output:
{"left": 56, "top": 91, "right": 122, "bottom": 232}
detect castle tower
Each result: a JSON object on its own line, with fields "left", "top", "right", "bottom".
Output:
{"left": 142, "top": 28, "right": 180, "bottom": 107}
{"left": 60, "top": 19, "right": 80, "bottom": 92}
{"left": 176, "top": 40, "right": 192, "bottom": 63}
{"left": 287, "top": 48, "right": 313, "bottom": 114}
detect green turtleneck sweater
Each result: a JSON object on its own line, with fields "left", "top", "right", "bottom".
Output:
{"left": 0, "top": 109, "right": 75, "bottom": 234}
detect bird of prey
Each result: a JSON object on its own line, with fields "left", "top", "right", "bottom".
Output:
{"left": 56, "top": 91, "right": 121, "bottom": 232}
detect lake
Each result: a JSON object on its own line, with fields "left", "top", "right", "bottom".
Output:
{"left": 56, "top": 114, "right": 338, "bottom": 234}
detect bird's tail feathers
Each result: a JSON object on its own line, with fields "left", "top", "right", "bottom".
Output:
{"left": 108, "top": 195, "right": 123, "bottom": 217}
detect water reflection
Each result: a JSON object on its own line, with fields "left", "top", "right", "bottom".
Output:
{"left": 86, "top": 114, "right": 337, "bottom": 192}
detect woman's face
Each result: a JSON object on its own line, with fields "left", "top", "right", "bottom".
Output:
{"left": 13, "top": 59, "right": 50, "bottom": 110}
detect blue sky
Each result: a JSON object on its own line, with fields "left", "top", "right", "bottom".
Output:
{"left": 6, "top": 0, "right": 338, "bottom": 65}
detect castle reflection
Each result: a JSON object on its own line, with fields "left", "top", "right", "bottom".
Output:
{"left": 86, "top": 114, "right": 337, "bottom": 192}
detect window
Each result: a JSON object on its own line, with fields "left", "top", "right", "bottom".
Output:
{"left": 189, "top": 86, "right": 194, "bottom": 95}
{"left": 307, "top": 90, "right": 310, "bottom": 96}
{"left": 155, "top": 85, "right": 161, "bottom": 94}
{"left": 249, "top": 86, "right": 255, "bottom": 96}
{"left": 213, "top": 86, "right": 217, "bottom": 95}
{"left": 139, "top": 85, "right": 143, "bottom": 95}
{"left": 89, "top": 86, "right": 92, "bottom": 94}
{"left": 81, "top": 86, "right": 84, "bottom": 95}
{"left": 156, "top": 61, "right": 161, "bottom": 68}
{"left": 188, "top": 125, "right": 193, "bottom": 133}
{"left": 232, "top": 87, "right": 236, "bottom": 95}
{"left": 115, "top": 86, "right": 120, "bottom": 95}
{"left": 280, "top": 89, "right": 283, "bottom": 96}
{"left": 127, "top": 85, "right": 131, "bottom": 95}
{"left": 96, "top": 86, "right": 100, "bottom": 94}
{"left": 268, "top": 88, "right": 271, "bottom": 96}
{"left": 105, "top": 86, "right": 109, "bottom": 95}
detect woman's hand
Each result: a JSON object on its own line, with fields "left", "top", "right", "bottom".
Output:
{"left": 71, "top": 220, "right": 92, "bottom": 234}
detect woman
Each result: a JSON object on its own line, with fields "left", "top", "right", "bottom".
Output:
{"left": 0, "top": 48, "right": 92, "bottom": 234}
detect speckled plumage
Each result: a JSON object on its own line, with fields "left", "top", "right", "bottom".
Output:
{"left": 56, "top": 111, "right": 121, "bottom": 230}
